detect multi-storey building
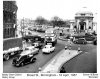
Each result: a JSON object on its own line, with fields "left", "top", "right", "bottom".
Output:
{"left": 3, "top": 1, "right": 18, "bottom": 38}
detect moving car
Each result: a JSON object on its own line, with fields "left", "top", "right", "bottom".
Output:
{"left": 93, "top": 38, "right": 97, "bottom": 45}
{"left": 73, "top": 38, "right": 87, "bottom": 44}
{"left": 12, "top": 47, "right": 38, "bottom": 67}
{"left": 22, "top": 35, "right": 45, "bottom": 43}
{"left": 42, "top": 44, "right": 55, "bottom": 54}
{"left": 32, "top": 42, "right": 43, "bottom": 49}
{"left": 24, "top": 46, "right": 39, "bottom": 55}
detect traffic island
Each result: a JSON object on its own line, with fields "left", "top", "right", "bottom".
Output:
{"left": 39, "top": 49, "right": 83, "bottom": 73}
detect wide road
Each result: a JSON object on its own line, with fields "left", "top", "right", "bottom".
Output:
{"left": 3, "top": 31, "right": 97, "bottom": 73}
{"left": 3, "top": 40, "right": 65, "bottom": 73}
{"left": 61, "top": 43, "right": 97, "bottom": 73}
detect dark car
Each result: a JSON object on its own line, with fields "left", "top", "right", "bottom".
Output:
{"left": 93, "top": 38, "right": 97, "bottom": 45}
{"left": 12, "top": 47, "right": 38, "bottom": 66}
{"left": 12, "top": 53, "right": 36, "bottom": 67}
{"left": 73, "top": 38, "right": 87, "bottom": 44}
{"left": 22, "top": 35, "right": 45, "bottom": 43}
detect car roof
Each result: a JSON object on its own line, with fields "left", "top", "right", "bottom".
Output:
{"left": 26, "top": 46, "right": 35, "bottom": 49}
{"left": 20, "top": 47, "right": 38, "bottom": 56}
{"left": 20, "top": 50, "right": 31, "bottom": 56}
{"left": 45, "top": 44, "right": 52, "bottom": 47}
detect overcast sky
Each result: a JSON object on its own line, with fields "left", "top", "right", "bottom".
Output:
{"left": 16, "top": 0, "right": 98, "bottom": 21}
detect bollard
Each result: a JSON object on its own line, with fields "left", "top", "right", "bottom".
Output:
{"left": 69, "top": 45, "right": 71, "bottom": 54}
{"left": 78, "top": 45, "right": 81, "bottom": 53}
{"left": 65, "top": 45, "right": 68, "bottom": 50}
{"left": 38, "top": 67, "right": 42, "bottom": 73}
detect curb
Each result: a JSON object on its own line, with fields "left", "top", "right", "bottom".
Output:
{"left": 40, "top": 50, "right": 83, "bottom": 73}
{"left": 58, "top": 51, "right": 84, "bottom": 73}
{"left": 40, "top": 49, "right": 65, "bottom": 72}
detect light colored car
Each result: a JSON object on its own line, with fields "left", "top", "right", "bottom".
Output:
{"left": 42, "top": 45, "right": 55, "bottom": 54}
{"left": 23, "top": 46, "right": 39, "bottom": 55}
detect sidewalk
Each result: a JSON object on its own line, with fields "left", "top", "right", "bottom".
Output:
{"left": 3, "top": 36, "right": 22, "bottom": 41}
{"left": 40, "top": 49, "right": 82, "bottom": 73}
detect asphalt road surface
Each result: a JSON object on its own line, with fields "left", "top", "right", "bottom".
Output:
{"left": 3, "top": 31, "right": 97, "bottom": 73}
{"left": 3, "top": 40, "right": 65, "bottom": 73}
{"left": 61, "top": 43, "right": 97, "bottom": 73}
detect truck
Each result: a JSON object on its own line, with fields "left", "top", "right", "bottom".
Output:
{"left": 3, "top": 37, "right": 23, "bottom": 60}
{"left": 45, "top": 28, "right": 58, "bottom": 46}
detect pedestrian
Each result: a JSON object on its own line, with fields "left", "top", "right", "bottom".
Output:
{"left": 65, "top": 44, "right": 68, "bottom": 50}
{"left": 78, "top": 45, "right": 81, "bottom": 53}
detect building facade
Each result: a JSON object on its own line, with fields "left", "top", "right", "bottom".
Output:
{"left": 75, "top": 11, "right": 94, "bottom": 32}
{"left": 3, "top": 1, "right": 18, "bottom": 38}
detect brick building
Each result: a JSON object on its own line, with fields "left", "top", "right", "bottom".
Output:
{"left": 3, "top": 1, "right": 18, "bottom": 38}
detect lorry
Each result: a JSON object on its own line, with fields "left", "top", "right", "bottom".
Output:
{"left": 3, "top": 37, "right": 23, "bottom": 60}
{"left": 45, "top": 28, "right": 58, "bottom": 46}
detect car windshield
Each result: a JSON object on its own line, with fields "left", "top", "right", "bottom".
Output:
{"left": 16, "top": 55, "right": 27, "bottom": 60}
{"left": 25, "top": 48, "right": 29, "bottom": 50}
{"left": 15, "top": 55, "right": 21, "bottom": 60}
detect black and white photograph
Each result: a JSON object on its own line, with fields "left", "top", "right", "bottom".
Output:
{"left": 2, "top": 0, "right": 98, "bottom": 75}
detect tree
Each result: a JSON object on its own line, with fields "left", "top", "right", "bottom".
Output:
{"left": 35, "top": 16, "right": 48, "bottom": 25}
{"left": 50, "top": 16, "right": 65, "bottom": 27}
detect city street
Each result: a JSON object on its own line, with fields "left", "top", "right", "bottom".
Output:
{"left": 3, "top": 39, "right": 65, "bottom": 73}
{"left": 3, "top": 35, "right": 97, "bottom": 73}
{"left": 3, "top": 0, "right": 97, "bottom": 76}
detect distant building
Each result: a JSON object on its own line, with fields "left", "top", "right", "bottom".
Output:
{"left": 69, "top": 11, "right": 97, "bottom": 33}
{"left": 75, "top": 11, "right": 94, "bottom": 32}
{"left": 3, "top": 1, "right": 18, "bottom": 38}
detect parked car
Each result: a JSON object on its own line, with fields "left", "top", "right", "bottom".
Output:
{"left": 42, "top": 44, "right": 55, "bottom": 54}
{"left": 73, "top": 38, "right": 87, "bottom": 44}
{"left": 12, "top": 47, "right": 38, "bottom": 67}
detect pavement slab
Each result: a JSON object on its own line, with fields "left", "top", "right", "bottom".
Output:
{"left": 40, "top": 49, "right": 82, "bottom": 73}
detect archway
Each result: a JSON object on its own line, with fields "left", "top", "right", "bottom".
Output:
{"left": 79, "top": 21, "right": 86, "bottom": 31}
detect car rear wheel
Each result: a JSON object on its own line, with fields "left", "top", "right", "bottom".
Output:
{"left": 31, "top": 58, "right": 36, "bottom": 63}
{"left": 21, "top": 62, "right": 24, "bottom": 66}
{"left": 53, "top": 49, "right": 55, "bottom": 52}
{"left": 4, "top": 54, "right": 9, "bottom": 60}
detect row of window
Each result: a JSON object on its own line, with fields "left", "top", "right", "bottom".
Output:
{"left": 3, "top": 28, "right": 15, "bottom": 38}
{"left": 3, "top": 11, "right": 16, "bottom": 23}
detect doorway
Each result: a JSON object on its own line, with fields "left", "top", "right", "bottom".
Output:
{"left": 79, "top": 21, "right": 86, "bottom": 30}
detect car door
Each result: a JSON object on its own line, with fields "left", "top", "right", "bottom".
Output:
{"left": 50, "top": 46, "right": 53, "bottom": 52}
{"left": 20, "top": 55, "right": 28, "bottom": 64}
{"left": 27, "top": 54, "right": 33, "bottom": 62}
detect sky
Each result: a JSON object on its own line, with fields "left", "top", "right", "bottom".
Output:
{"left": 16, "top": 0, "right": 98, "bottom": 21}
